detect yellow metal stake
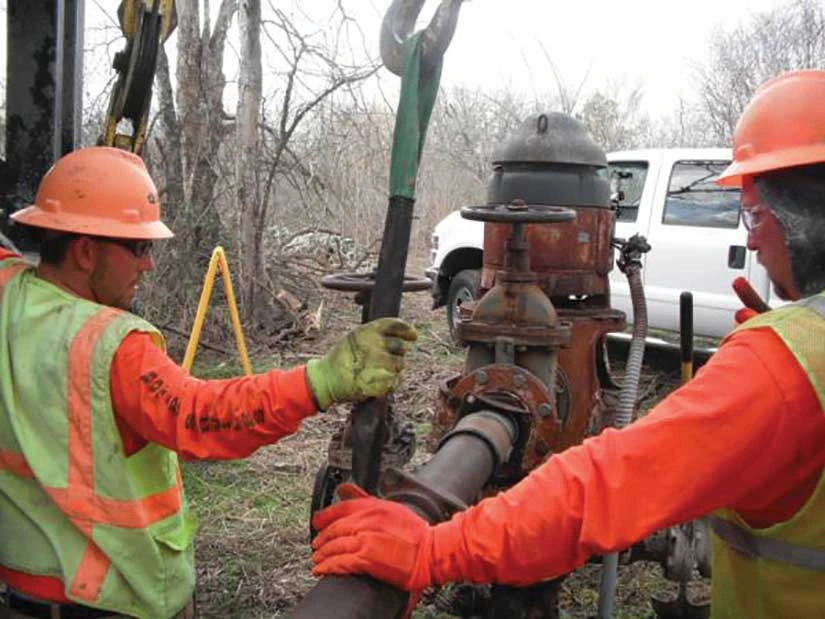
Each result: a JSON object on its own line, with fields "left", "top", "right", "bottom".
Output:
{"left": 182, "top": 246, "right": 252, "bottom": 375}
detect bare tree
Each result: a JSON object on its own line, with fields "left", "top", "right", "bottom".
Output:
{"left": 429, "top": 86, "right": 536, "bottom": 182}
{"left": 132, "top": 0, "right": 240, "bottom": 343}
{"left": 538, "top": 43, "right": 591, "bottom": 115}
{"left": 133, "top": 0, "right": 380, "bottom": 335}
{"left": 694, "top": 0, "right": 825, "bottom": 143}
{"left": 645, "top": 97, "right": 724, "bottom": 148}
{"left": 235, "top": 3, "right": 377, "bottom": 320}
{"left": 576, "top": 82, "right": 648, "bottom": 151}
{"left": 237, "top": 0, "right": 263, "bottom": 317}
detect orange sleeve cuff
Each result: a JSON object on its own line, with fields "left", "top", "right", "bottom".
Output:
{"left": 111, "top": 332, "right": 318, "bottom": 460}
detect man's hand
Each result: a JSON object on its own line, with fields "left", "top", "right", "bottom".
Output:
{"left": 311, "top": 485, "right": 433, "bottom": 591}
{"left": 306, "top": 317, "right": 417, "bottom": 410}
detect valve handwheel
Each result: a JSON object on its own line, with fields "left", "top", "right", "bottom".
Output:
{"left": 461, "top": 201, "right": 577, "bottom": 224}
{"left": 320, "top": 272, "right": 432, "bottom": 293}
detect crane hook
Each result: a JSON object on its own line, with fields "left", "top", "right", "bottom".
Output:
{"left": 379, "top": 0, "right": 465, "bottom": 76}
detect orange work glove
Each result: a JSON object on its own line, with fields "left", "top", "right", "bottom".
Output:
{"left": 311, "top": 484, "right": 434, "bottom": 592}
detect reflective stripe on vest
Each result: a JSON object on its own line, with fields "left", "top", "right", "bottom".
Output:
{"left": 708, "top": 515, "right": 825, "bottom": 572}
{"left": 0, "top": 260, "right": 31, "bottom": 477}
{"left": 0, "top": 260, "right": 183, "bottom": 603}
{"left": 0, "top": 261, "right": 26, "bottom": 289}
{"left": 53, "top": 306, "right": 182, "bottom": 601}
{"left": 802, "top": 293, "right": 825, "bottom": 317}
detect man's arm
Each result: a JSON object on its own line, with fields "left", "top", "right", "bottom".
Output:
{"left": 111, "top": 316, "right": 417, "bottom": 460}
{"left": 110, "top": 331, "right": 317, "bottom": 460}
{"left": 426, "top": 328, "right": 824, "bottom": 585}
{"left": 312, "top": 328, "right": 825, "bottom": 589}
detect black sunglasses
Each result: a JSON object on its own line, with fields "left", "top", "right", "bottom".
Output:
{"left": 96, "top": 237, "right": 154, "bottom": 259}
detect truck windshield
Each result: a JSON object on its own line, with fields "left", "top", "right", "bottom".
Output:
{"left": 608, "top": 161, "right": 648, "bottom": 223}
{"left": 663, "top": 160, "right": 741, "bottom": 228}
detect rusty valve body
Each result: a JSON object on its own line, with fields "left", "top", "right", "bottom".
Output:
{"left": 425, "top": 113, "right": 627, "bottom": 617}
{"left": 434, "top": 113, "right": 625, "bottom": 483}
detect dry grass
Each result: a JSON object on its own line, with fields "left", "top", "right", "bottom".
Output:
{"left": 184, "top": 286, "right": 706, "bottom": 618}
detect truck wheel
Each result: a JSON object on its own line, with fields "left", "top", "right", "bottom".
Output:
{"left": 447, "top": 269, "right": 481, "bottom": 343}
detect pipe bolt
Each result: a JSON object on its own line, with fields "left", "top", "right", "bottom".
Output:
{"left": 538, "top": 403, "right": 553, "bottom": 418}
{"left": 512, "top": 373, "right": 527, "bottom": 389}
{"left": 476, "top": 370, "right": 488, "bottom": 385}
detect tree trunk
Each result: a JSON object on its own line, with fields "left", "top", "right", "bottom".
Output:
{"left": 142, "top": 0, "right": 237, "bottom": 329}
{"left": 154, "top": 46, "right": 183, "bottom": 212}
{"left": 169, "top": 0, "right": 236, "bottom": 255}
{"left": 237, "top": 0, "right": 263, "bottom": 320}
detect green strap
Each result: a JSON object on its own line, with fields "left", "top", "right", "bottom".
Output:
{"left": 388, "top": 32, "right": 443, "bottom": 199}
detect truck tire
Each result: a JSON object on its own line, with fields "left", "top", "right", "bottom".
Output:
{"left": 447, "top": 269, "right": 481, "bottom": 344}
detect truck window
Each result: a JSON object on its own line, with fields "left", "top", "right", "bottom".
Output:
{"left": 608, "top": 161, "right": 648, "bottom": 223}
{"left": 662, "top": 160, "right": 741, "bottom": 228}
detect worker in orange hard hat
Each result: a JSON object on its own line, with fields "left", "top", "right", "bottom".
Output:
{"left": 715, "top": 69, "right": 825, "bottom": 302}
{"left": 0, "top": 146, "right": 417, "bottom": 618}
{"left": 311, "top": 69, "right": 825, "bottom": 618}
{"left": 9, "top": 146, "right": 174, "bottom": 312}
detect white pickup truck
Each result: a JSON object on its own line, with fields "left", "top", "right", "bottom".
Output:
{"left": 426, "top": 148, "right": 774, "bottom": 341}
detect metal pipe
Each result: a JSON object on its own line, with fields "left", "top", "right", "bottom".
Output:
{"left": 291, "top": 411, "right": 516, "bottom": 618}
{"left": 614, "top": 262, "right": 647, "bottom": 427}
{"left": 53, "top": 0, "right": 66, "bottom": 161}
{"left": 598, "top": 254, "right": 648, "bottom": 619}
{"left": 71, "top": 0, "right": 86, "bottom": 151}
{"left": 419, "top": 411, "right": 515, "bottom": 495}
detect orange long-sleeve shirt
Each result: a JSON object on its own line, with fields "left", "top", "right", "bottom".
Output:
{"left": 428, "top": 326, "right": 825, "bottom": 586}
{"left": 110, "top": 332, "right": 318, "bottom": 459}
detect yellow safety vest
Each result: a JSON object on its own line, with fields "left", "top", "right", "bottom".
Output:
{"left": 710, "top": 291, "right": 825, "bottom": 618}
{"left": 0, "top": 258, "right": 196, "bottom": 618}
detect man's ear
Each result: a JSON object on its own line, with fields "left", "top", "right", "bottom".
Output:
{"left": 68, "top": 236, "right": 98, "bottom": 273}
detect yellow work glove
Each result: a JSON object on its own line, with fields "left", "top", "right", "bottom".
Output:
{"left": 306, "top": 317, "right": 418, "bottom": 410}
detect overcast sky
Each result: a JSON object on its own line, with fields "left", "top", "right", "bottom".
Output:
{"left": 0, "top": 0, "right": 795, "bottom": 117}
{"left": 354, "top": 0, "right": 790, "bottom": 114}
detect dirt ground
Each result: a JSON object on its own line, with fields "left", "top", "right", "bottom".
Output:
{"left": 182, "top": 285, "right": 708, "bottom": 618}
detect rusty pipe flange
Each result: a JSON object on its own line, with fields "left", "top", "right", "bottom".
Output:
{"left": 448, "top": 365, "right": 559, "bottom": 476}
{"left": 320, "top": 272, "right": 432, "bottom": 293}
{"left": 451, "top": 365, "right": 557, "bottom": 425}
{"left": 457, "top": 319, "right": 573, "bottom": 348}
{"left": 379, "top": 467, "right": 468, "bottom": 523}
{"left": 436, "top": 411, "right": 515, "bottom": 474}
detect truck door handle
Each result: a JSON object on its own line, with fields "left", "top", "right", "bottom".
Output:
{"left": 728, "top": 245, "right": 746, "bottom": 269}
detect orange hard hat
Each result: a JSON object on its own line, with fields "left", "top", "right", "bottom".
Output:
{"left": 716, "top": 69, "right": 825, "bottom": 187}
{"left": 11, "top": 146, "right": 173, "bottom": 239}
